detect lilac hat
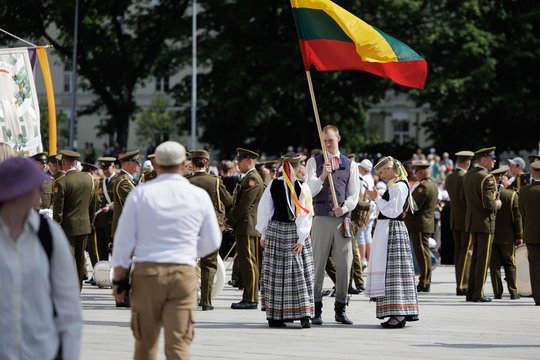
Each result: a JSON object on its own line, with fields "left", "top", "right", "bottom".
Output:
{"left": 0, "top": 157, "right": 49, "bottom": 202}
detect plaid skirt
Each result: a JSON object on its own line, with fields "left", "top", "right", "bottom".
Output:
{"left": 376, "top": 220, "right": 419, "bottom": 319}
{"left": 261, "top": 220, "right": 314, "bottom": 321}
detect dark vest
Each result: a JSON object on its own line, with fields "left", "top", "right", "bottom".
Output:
{"left": 313, "top": 153, "right": 352, "bottom": 217}
{"left": 377, "top": 180, "right": 410, "bottom": 220}
{"left": 270, "top": 179, "right": 302, "bottom": 222}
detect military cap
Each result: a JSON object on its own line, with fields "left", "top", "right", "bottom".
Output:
{"left": 30, "top": 152, "right": 48, "bottom": 164}
{"left": 236, "top": 148, "right": 259, "bottom": 160}
{"left": 48, "top": 154, "right": 58, "bottom": 164}
{"left": 55, "top": 154, "right": 62, "bottom": 161}
{"left": 97, "top": 156, "right": 116, "bottom": 169}
{"left": 530, "top": 160, "right": 540, "bottom": 171}
{"left": 412, "top": 162, "right": 430, "bottom": 170}
{"left": 256, "top": 160, "right": 278, "bottom": 169}
{"left": 118, "top": 149, "right": 141, "bottom": 162}
{"left": 191, "top": 149, "right": 210, "bottom": 160}
{"left": 147, "top": 153, "right": 156, "bottom": 160}
{"left": 490, "top": 165, "right": 509, "bottom": 176}
{"left": 528, "top": 154, "right": 540, "bottom": 164}
{"left": 474, "top": 147, "right": 496, "bottom": 158}
{"left": 81, "top": 162, "right": 98, "bottom": 172}
{"left": 454, "top": 150, "right": 475, "bottom": 158}
{"left": 59, "top": 149, "right": 81, "bottom": 160}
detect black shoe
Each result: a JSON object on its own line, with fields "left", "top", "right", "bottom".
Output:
{"left": 231, "top": 300, "right": 258, "bottom": 309}
{"left": 300, "top": 317, "right": 311, "bottom": 328}
{"left": 334, "top": 302, "right": 353, "bottom": 325}
{"left": 268, "top": 319, "right": 286, "bottom": 328}
{"left": 348, "top": 286, "right": 361, "bottom": 295}
{"left": 321, "top": 289, "right": 332, "bottom": 297}
{"left": 381, "top": 317, "right": 406, "bottom": 329}
{"left": 201, "top": 305, "right": 214, "bottom": 311}
{"left": 466, "top": 296, "right": 473, "bottom": 302}
{"left": 456, "top": 288, "right": 467, "bottom": 296}
{"left": 472, "top": 297, "right": 492, "bottom": 303}
{"left": 115, "top": 301, "right": 130, "bottom": 308}
{"left": 416, "top": 284, "right": 430, "bottom": 293}
{"left": 312, "top": 301, "right": 323, "bottom": 325}
{"left": 356, "top": 284, "right": 365, "bottom": 292}
{"left": 494, "top": 294, "right": 502, "bottom": 299}
{"left": 405, "top": 314, "right": 419, "bottom": 322}
{"left": 510, "top": 294, "right": 520, "bottom": 300}
{"left": 330, "top": 289, "right": 336, "bottom": 297}
{"left": 84, "top": 277, "right": 96, "bottom": 286}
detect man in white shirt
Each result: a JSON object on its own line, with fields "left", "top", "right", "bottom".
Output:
{"left": 305, "top": 125, "right": 360, "bottom": 325}
{"left": 111, "top": 141, "right": 221, "bottom": 360}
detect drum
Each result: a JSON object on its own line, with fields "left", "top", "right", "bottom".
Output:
{"left": 93, "top": 260, "right": 113, "bottom": 289}
{"left": 516, "top": 246, "right": 532, "bottom": 297}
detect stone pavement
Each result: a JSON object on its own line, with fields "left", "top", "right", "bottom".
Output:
{"left": 81, "top": 263, "right": 538, "bottom": 360}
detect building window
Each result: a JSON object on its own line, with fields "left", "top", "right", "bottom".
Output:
{"left": 155, "top": 76, "right": 170, "bottom": 92}
{"left": 392, "top": 119, "right": 410, "bottom": 145}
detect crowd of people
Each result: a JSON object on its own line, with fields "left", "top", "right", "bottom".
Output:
{"left": 1, "top": 132, "right": 540, "bottom": 359}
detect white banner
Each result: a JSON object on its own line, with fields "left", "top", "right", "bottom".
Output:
{"left": 0, "top": 47, "right": 42, "bottom": 156}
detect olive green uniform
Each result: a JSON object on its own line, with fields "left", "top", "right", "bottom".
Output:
{"left": 85, "top": 175, "right": 100, "bottom": 268}
{"left": 462, "top": 167, "right": 498, "bottom": 300}
{"left": 405, "top": 178, "right": 439, "bottom": 290}
{"left": 518, "top": 179, "right": 540, "bottom": 305}
{"left": 140, "top": 170, "right": 157, "bottom": 183}
{"left": 445, "top": 167, "right": 472, "bottom": 293}
{"left": 490, "top": 188, "right": 522, "bottom": 298}
{"left": 227, "top": 168, "right": 264, "bottom": 303}
{"left": 187, "top": 171, "right": 233, "bottom": 307}
{"left": 112, "top": 170, "right": 136, "bottom": 236}
{"left": 508, "top": 173, "right": 530, "bottom": 192}
{"left": 53, "top": 169, "right": 96, "bottom": 288}
{"left": 41, "top": 176, "right": 55, "bottom": 209}
{"left": 93, "top": 174, "right": 116, "bottom": 262}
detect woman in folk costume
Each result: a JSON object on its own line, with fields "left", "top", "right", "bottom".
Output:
{"left": 364, "top": 156, "right": 419, "bottom": 328}
{"left": 256, "top": 152, "right": 314, "bottom": 328}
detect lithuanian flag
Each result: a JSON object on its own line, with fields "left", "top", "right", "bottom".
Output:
{"left": 291, "top": 0, "right": 428, "bottom": 89}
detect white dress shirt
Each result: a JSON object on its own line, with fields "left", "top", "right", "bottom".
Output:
{"left": 111, "top": 173, "right": 221, "bottom": 268}
{"left": 305, "top": 152, "right": 360, "bottom": 214}
{"left": 0, "top": 210, "right": 82, "bottom": 360}
{"left": 256, "top": 178, "right": 313, "bottom": 244}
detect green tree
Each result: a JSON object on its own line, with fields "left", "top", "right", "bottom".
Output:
{"left": 39, "top": 98, "right": 69, "bottom": 152}
{"left": 136, "top": 94, "right": 175, "bottom": 147}
{"left": 173, "top": 1, "right": 401, "bottom": 158}
{"left": 1, "top": 0, "right": 191, "bottom": 149}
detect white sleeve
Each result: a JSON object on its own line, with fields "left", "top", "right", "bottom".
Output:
{"left": 374, "top": 181, "right": 408, "bottom": 218}
{"left": 49, "top": 221, "right": 82, "bottom": 360}
{"left": 111, "top": 189, "right": 139, "bottom": 269}
{"left": 305, "top": 157, "right": 323, "bottom": 196}
{"left": 295, "top": 183, "right": 313, "bottom": 244}
{"left": 255, "top": 181, "right": 275, "bottom": 240}
{"left": 343, "top": 161, "right": 360, "bottom": 213}
{"left": 197, "top": 193, "right": 222, "bottom": 258}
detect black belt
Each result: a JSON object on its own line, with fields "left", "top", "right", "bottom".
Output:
{"left": 377, "top": 213, "right": 403, "bottom": 220}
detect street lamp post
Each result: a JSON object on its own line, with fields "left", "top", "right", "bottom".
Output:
{"left": 69, "top": 0, "right": 79, "bottom": 149}
{"left": 190, "top": 0, "right": 197, "bottom": 150}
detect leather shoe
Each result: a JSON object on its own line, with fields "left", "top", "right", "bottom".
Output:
{"left": 510, "top": 294, "right": 520, "bottom": 300}
{"left": 201, "top": 305, "right": 214, "bottom": 311}
{"left": 472, "top": 297, "right": 492, "bottom": 303}
{"left": 416, "top": 284, "right": 430, "bottom": 293}
{"left": 356, "top": 284, "right": 365, "bottom": 292}
{"left": 348, "top": 286, "right": 361, "bottom": 295}
{"left": 300, "top": 317, "right": 311, "bottom": 328}
{"left": 268, "top": 319, "right": 286, "bottom": 328}
{"left": 321, "top": 289, "right": 332, "bottom": 297}
{"left": 456, "top": 288, "right": 467, "bottom": 296}
{"left": 381, "top": 317, "right": 406, "bottom": 329}
{"left": 494, "top": 294, "right": 502, "bottom": 299}
{"left": 231, "top": 300, "right": 258, "bottom": 310}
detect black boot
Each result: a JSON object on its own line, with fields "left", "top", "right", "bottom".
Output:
{"left": 312, "top": 301, "right": 323, "bottom": 325}
{"left": 334, "top": 301, "right": 353, "bottom": 325}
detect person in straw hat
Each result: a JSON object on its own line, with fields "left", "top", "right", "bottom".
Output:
{"left": 257, "top": 152, "right": 314, "bottom": 328}
{"left": 0, "top": 157, "right": 82, "bottom": 359}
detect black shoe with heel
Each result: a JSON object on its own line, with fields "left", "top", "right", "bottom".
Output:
{"left": 381, "top": 317, "right": 406, "bottom": 329}
{"left": 300, "top": 317, "right": 311, "bottom": 328}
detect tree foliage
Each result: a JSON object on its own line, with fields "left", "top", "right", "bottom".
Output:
{"left": 136, "top": 94, "right": 175, "bottom": 147}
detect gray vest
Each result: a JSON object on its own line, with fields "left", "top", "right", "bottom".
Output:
{"left": 313, "top": 154, "right": 352, "bottom": 217}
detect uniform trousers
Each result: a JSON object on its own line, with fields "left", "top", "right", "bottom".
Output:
{"left": 95, "top": 225, "right": 113, "bottom": 262}
{"left": 68, "top": 234, "right": 88, "bottom": 290}
{"left": 200, "top": 250, "right": 218, "bottom": 307}
{"left": 527, "top": 244, "right": 540, "bottom": 305}
{"left": 467, "top": 232, "right": 493, "bottom": 300}
{"left": 236, "top": 234, "right": 262, "bottom": 303}
{"left": 326, "top": 238, "right": 363, "bottom": 288}
{"left": 312, "top": 216, "right": 352, "bottom": 304}
{"left": 490, "top": 243, "right": 518, "bottom": 296}
{"left": 411, "top": 232, "right": 432, "bottom": 288}
{"left": 453, "top": 230, "right": 472, "bottom": 292}
{"left": 131, "top": 263, "right": 196, "bottom": 360}
{"left": 86, "top": 229, "right": 100, "bottom": 267}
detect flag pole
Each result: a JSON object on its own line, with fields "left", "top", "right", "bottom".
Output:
{"left": 305, "top": 70, "right": 339, "bottom": 209}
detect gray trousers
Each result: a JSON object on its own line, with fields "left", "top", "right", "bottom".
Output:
{"left": 312, "top": 216, "right": 352, "bottom": 303}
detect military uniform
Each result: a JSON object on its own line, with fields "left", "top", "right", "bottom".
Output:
{"left": 187, "top": 149, "right": 233, "bottom": 309}
{"left": 518, "top": 160, "right": 540, "bottom": 305}
{"left": 29, "top": 152, "right": 54, "bottom": 209}
{"left": 462, "top": 147, "right": 499, "bottom": 302}
{"left": 405, "top": 163, "right": 439, "bottom": 291}
{"left": 53, "top": 150, "right": 96, "bottom": 288}
{"left": 112, "top": 150, "right": 140, "bottom": 235}
{"left": 444, "top": 150, "right": 474, "bottom": 295}
{"left": 490, "top": 166, "right": 522, "bottom": 299}
{"left": 93, "top": 157, "right": 116, "bottom": 262}
{"left": 227, "top": 148, "right": 264, "bottom": 308}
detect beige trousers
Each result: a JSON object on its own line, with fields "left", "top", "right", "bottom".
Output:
{"left": 130, "top": 262, "right": 197, "bottom": 360}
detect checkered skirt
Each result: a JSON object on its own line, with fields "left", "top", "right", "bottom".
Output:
{"left": 261, "top": 220, "right": 314, "bottom": 320}
{"left": 376, "top": 220, "right": 419, "bottom": 319}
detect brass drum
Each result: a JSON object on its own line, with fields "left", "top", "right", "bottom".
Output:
{"left": 516, "top": 246, "right": 532, "bottom": 297}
